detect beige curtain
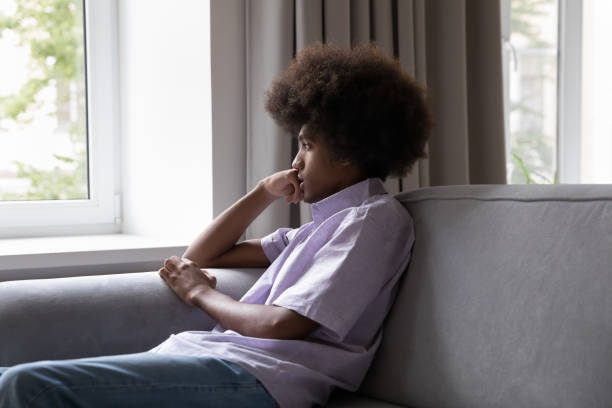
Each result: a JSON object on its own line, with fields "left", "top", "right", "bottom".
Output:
{"left": 425, "top": 0, "right": 507, "bottom": 185}
{"left": 210, "top": 0, "right": 506, "bottom": 239}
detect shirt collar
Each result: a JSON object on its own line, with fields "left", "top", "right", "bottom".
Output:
{"left": 310, "top": 178, "right": 388, "bottom": 223}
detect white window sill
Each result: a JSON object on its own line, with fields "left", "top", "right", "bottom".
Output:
{"left": 0, "top": 234, "right": 189, "bottom": 282}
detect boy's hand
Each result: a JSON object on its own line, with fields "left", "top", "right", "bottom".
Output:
{"left": 159, "top": 256, "right": 217, "bottom": 307}
{"left": 260, "top": 169, "right": 304, "bottom": 204}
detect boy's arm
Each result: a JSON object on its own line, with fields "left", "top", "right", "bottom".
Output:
{"left": 191, "top": 284, "right": 319, "bottom": 340}
{"left": 202, "top": 239, "right": 268, "bottom": 268}
{"left": 183, "top": 169, "right": 303, "bottom": 268}
{"left": 159, "top": 169, "right": 318, "bottom": 340}
{"left": 160, "top": 256, "right": 319, "bottom": 340}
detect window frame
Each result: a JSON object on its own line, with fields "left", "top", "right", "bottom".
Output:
{"left": 0, "top": 0, "right": 120, "bottom": 238}
{"left": 557, "top": 0, "right": 582, "bottom": 183}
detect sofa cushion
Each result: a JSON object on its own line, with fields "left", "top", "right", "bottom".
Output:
{"left": 360, "top": 184, "right": 612, "bottom": 407}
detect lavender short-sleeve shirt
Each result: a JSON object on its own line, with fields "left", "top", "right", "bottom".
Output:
{"left": 150, "top": 178, "right": 414, "bottom": 408}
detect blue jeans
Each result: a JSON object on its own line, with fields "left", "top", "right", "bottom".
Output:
{"left": 0, "top": 352, "right": 279, "bottom": 407}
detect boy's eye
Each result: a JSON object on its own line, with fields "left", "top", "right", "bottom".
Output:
{"left": 301, "top": 142, "right": 311, "bottom": 150}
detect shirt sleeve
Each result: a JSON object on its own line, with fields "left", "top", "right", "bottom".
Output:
{"left": 260, "top": 227, "right": 297, "bottom": 263}
{"left": 272, "top": 206, "right": 414, "bottom": 341}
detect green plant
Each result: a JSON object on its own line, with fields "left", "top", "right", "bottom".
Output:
{"left": 512, "top": 152, "right": 558, "bottom": 184}
{"left": 508, "top": 0, "right": 558, "bottom": 186}
{"left": 511, "top": 0, "right": 555, "bottom": 48}
{"left": 0, "top": 0, "right": 87, "bottom": 201}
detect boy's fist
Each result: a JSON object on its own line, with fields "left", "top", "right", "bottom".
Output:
{"left": 260, "top": 169, "right": 304, "bottom": 204}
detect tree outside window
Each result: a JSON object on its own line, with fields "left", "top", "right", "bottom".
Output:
{"left": 0, "top": 0, "right": 88, "bottom": 201}
{"left": 507, "top": 0, "right": 558, "bottom": 184}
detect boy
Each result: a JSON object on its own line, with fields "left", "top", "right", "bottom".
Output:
{"left": 0, "top": 43, "right": 432, "bottom": 407}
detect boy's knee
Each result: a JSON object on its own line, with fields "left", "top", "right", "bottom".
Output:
{"left": 0, "top": 362, "right": 57, "bottom": 406}
{"left": 2, "top": 362, "right": 48, "bottom": 384}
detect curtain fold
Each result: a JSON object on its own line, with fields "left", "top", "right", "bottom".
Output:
{"left": 425, "top": 0, "right": 506, "bottom": 185}
{"left": 464, "top": 0, "right": 507, "bottom": 184}
{"left": 212, "top": 0, "right": 506, "bottom": 238}
{"left": 244, "top": 0, "right": 295, "bottom": 238}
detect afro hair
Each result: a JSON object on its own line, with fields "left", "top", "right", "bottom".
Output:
{"left": 264, "top": 42, "right": 433, "bottom": 181}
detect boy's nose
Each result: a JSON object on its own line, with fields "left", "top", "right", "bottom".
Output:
{"left": 292, "top": 154, "right": 303, "bottom": 170}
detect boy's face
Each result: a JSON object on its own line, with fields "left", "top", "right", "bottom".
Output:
{"left": 292, "top": 125, "right": 363, "bottom": 203}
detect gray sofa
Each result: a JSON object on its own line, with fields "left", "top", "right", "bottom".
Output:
{"left": 1, "top": 185, "right": 611, "bottom": 407}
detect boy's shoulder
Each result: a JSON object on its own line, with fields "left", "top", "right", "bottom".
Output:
{"left": 351, "top": 193, "right": 413, "bottom": 232}
{"left": 363, "top": 191, "right": 410, "bottom": 214}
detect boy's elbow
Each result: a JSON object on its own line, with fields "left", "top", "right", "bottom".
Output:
{"left": 236, "top": 305, "right": 318, "bottom": 340}
{"left": 265, "top": 307, "right": 319, "bottom": 340}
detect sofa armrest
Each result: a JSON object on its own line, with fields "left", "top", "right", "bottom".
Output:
{"left": 0, "top": 268, "right": 264, "bottom": 366}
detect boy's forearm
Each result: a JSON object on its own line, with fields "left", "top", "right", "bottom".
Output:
{"left": 183, "top": 182, "right": 277, "bottom": 267}
{"left": 191, "top": 286, "right": 287, "bottom": 339}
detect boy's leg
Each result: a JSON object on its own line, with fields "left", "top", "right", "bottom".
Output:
{"left": 0, "top": 352, "right": 278, "bottom": 408}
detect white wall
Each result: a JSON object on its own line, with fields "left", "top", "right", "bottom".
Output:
{"left": 118, "top": 0, "right": 213, "bottom": 242}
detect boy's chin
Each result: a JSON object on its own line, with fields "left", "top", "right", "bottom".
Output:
{"left": 301, "top": 192, "right": 315, "bottom": 204}
{"left": 303, "top": 192, "right": 326, "bottom": 204}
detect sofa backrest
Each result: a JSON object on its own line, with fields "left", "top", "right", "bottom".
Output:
{"left": 360, "top": 184, "right": 612, "bottom": 407}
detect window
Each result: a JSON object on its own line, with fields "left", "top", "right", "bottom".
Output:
{"left": 0, "top": 0, "right": 119, "bottom": 238}
{"left": 502, "top": 0, "right": 612, "bottom": 184}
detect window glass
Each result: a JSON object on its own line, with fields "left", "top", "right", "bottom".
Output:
{"left": 506, "top": 0, "right": 559, "bottom": 184}
{"left": 0, "top": 0, "right": 88, "bottom": 201}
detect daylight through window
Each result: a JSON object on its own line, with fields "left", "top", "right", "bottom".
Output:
{"left": 503, "top": 0, "right": 612, "bottom": 184}
{"left": 0, "top": 0, "right": 88, "bottom": 201}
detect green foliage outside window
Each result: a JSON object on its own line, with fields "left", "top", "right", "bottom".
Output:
{"left": 508, "top": 0, "right": 558, "bottom": 185}
{"left": 0, "top": 0, "right": 87, "bottom": 200}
